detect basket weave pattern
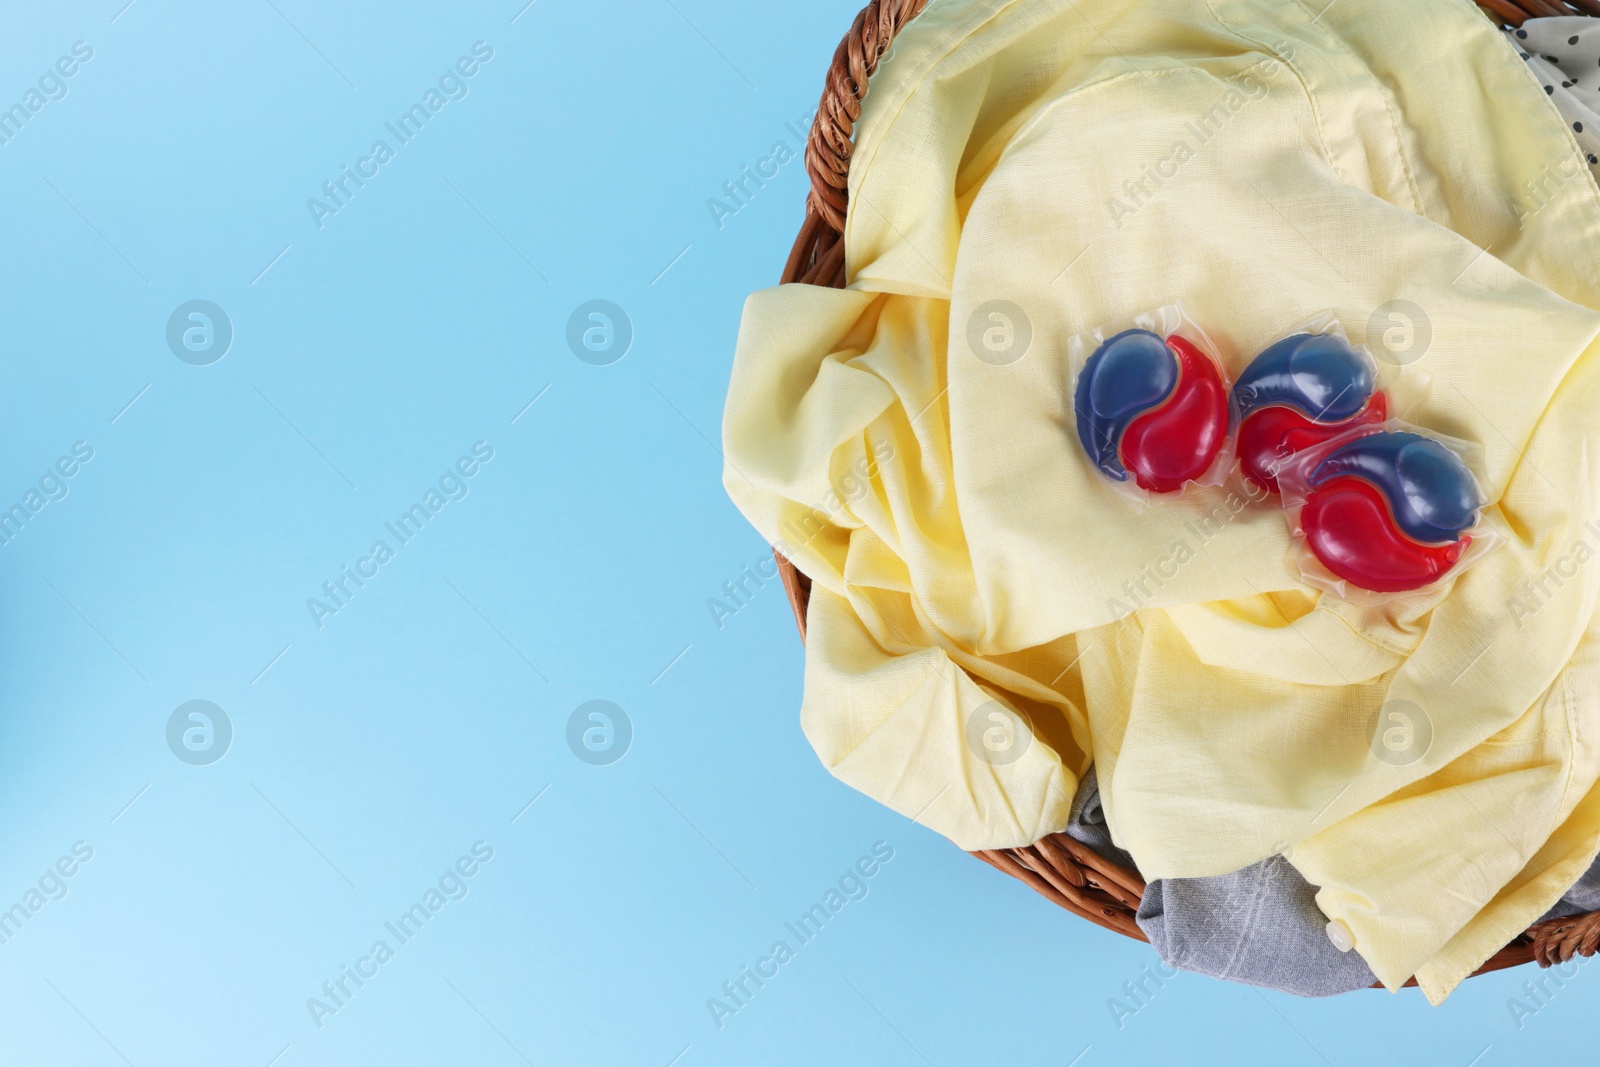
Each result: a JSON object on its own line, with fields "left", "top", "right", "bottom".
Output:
{"left": 772, "top": 0, "right": 1600, "bottom": 980}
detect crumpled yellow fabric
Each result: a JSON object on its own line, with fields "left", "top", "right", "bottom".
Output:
{"left": 721, "top": 0, "right": 1600, "bottom": 1002}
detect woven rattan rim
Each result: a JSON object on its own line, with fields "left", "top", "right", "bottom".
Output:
{"left": 772, "top": 0, "right": 1600, "bottom": 981}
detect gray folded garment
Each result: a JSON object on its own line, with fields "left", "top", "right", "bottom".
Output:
{"left": 1138, "top": 854, "right": 1379, "bottom": 996}
{"left": 1540, "top": 854, "right": 1600, "bottom": 922}
{"left": 1067, "top": 768, "right": 1600, "bottom": 996}
{"left": 1063, "top": 765, "right": 1136, "bottom": 871}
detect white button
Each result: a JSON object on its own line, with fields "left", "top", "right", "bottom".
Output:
{"left": 1326, "top": 919, "right": 1355, "bottom": 953}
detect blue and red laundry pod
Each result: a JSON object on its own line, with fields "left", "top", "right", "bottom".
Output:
{"left": 1073, "top": 328, "right": 1229, "bottom": 494}
{"left": 1298, "top": 430, "right": 1481, "bottom": 593}
{"left": 1234, "top": 332, "right": 1387, "bottom": 493}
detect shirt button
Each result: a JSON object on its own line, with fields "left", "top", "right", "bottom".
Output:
{"left": 1326, "top": 919, "right": 1355, "bottom": 953}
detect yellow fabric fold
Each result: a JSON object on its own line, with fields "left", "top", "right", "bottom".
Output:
{"left": 723, "top": 0, "right": 1600, "bottom": 1001}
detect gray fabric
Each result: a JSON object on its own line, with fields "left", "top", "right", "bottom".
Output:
{"left": 1065, "top": 766, "right": 1135, "bottom": 871}
{"left": 1062, "top": 771, "right": 1376, "bottom": 998}
{"left": 1560, "top": 853, "right": 1600, "bottom": 912}
{"left": 1067, "top": 769, "right": 1600, "bottom": 996}
{"left": 1068, "top": 769, "right": 1375, "bottom": 996}
{"left": 1539, "top": 850, "right": 1600, "bottom": 922}
{"left": 1136, "top": 856, "right": 1379, "bottom": 997}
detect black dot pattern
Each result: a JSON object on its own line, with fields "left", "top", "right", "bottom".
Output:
{"left": 1505, "top": 17, "right": 1600, "bottom": 183}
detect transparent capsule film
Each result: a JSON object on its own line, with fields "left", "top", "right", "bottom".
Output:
{"left": 1065, "top": 302, "right": 1237, "bottom": 511}
{"left": 1274, "top": 419, "right": 1496, "bottom": 602}
{"left": 1229, "top": 310, "right": 1431, "bottom": 500}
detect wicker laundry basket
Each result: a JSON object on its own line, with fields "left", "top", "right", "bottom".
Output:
{"left": 770, "top": 0, "right": 1600, "bottom": 983}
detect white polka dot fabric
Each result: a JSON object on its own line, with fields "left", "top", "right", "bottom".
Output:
{"left": 1506, "top": 16, "right": 1600, "bottom": 179}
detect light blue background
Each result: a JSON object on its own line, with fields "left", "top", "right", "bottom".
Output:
{"left": 0, "top": 0, "right": 1588, "bottom": 1064}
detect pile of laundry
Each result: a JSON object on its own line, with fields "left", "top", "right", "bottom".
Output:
{"left": 722, "top": 0, "right": 1600, "bottom": 1002}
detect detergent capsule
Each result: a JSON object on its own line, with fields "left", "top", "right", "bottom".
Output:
{"left": 1234, "top": 331, "right": 1387, "bottom": 494}
{"left": 1073, "top": 326, "right": 1230, "bottom": 495}
{"left": 1280, "top": 425, "right": 1487, "bottom": 595}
